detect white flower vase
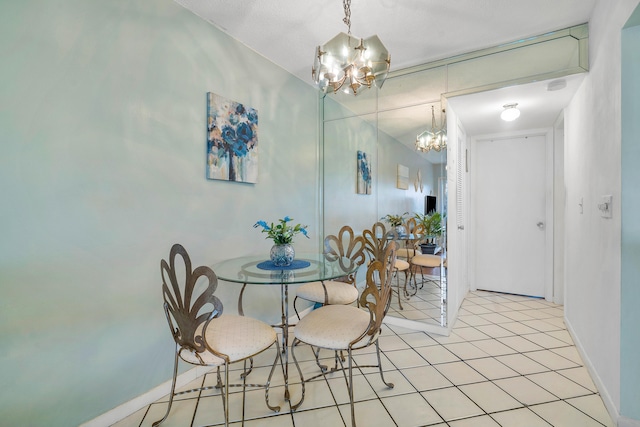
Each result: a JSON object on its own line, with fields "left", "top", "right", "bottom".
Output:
{"left": 270, "top": 243, "right": 295, "bottom": 267}
{"left": 395, "top": 225, "right": 407, "bottom": 237}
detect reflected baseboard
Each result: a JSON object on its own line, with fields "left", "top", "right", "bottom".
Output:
{"left": 384, "top": 315, "right": 450, "bottom": 336}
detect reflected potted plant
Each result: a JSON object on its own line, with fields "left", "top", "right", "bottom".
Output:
{"left": 414, "top": 211, "right": 444, "bottom": 254}
{"left": 254, "top": 216, "right": 309, "bottom": 266}
{"left": 381, "top": 212, "right": 409, "bottom": 236}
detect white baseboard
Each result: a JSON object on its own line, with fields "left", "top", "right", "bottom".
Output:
{"left": 80, "top": 364, "right": 212, "bottom": 427}
{"left": 82, "top": 307, "right": 316, "bottom": 427}
{"left": 564, "top": 316, "right": 621, "bottom": 426}
{"left": 620, "top": 417, "right": 640, "bottom": 427}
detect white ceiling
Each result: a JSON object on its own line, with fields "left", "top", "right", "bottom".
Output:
{"left": 447, "top": 73, "right": 585, "bottom": 136}
{"left": 176, "top": 0, "right": 596, "bottom": 151}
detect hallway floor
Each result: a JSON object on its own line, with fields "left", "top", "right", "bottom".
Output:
{"left": 113, "top": 290, "right": 614, "bottom": 427}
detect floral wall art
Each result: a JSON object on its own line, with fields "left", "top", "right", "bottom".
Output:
{"left": 357, "top": 150, "right": 372, "bottom": 194}
{"left": 207, "top": 92, "right": 258, "bottom": 183}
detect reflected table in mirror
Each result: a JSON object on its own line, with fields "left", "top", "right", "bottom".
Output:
{"left": 212, "top": 253, "right": 359, "bottom": 401}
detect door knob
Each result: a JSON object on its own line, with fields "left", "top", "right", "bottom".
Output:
{"left": 537, "top": 222, "right": 544, "bottom": 229}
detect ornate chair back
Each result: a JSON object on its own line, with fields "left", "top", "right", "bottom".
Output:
{"left": 404, "top": 217, "right": 417, "bottom": 235}
{"left": 161, "top": 244, "right": 223, "bottom": 364}
{"left": 362, "top": 221, "right": 394, "bottom": 263}
{"left": 358, "top": 241, "right": 397, "bottom": 345}
{"left": 323, "top": 225, "right": 366, "bottom": 284}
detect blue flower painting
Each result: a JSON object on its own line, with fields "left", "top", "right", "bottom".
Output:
{"left": 357, "top": 150, "right": 372, "bottom": 195}
{"left": 207, "top": 92, "right": 258, "bottom": 183}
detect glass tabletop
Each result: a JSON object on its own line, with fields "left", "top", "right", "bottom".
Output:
{"left": 212, "top": 253, "right": 358, "bottom": 285}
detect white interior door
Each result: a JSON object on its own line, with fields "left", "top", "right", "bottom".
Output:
{"left": 475, "top": 134, "right": 547, "bottom": 297}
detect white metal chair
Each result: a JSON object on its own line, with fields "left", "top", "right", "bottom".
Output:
{"left": 290, "top": 241, "right": 397, "bottom": 426}
{"left": 293, "top": 225, "right": 366, "bottom": 316}
{"left": 154, "top": 244, "right": 281, "bottom": 427}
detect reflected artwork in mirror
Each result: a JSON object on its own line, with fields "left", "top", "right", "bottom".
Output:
{"left": 357, "top": 150, "right": 372, "bottom": 195}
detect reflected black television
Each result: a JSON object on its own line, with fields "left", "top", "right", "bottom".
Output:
{"left": 425, "top": 196, "right": 437, "bottom": 214}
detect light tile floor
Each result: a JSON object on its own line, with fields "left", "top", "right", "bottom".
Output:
{"left": 113, "top": 290, "right": 614, "bottom": 427}
{"left": 387, "top": 269, "right": 446, "bottom": 327}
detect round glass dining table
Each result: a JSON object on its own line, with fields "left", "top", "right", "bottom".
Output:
{"left": 212, "top": 252, "right": 359, "bottom": 401}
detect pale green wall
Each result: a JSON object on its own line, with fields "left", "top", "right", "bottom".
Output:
{"left": 0, "top": 1, "right": 320, "bottom": 425}
{"left": 322, "top": 98, "right": 439, "bottom": 292}
{"left": 621, "top": 11, "right": 640, "bottom": 421}
{"left": 323, "top": 112, "right": 379, "bottom": 235}
{"left": 376, "top": 130, "right": 439, "bottom": 220}
{"left": 322, "top": 108, "right": 437, "bottom": 237}
{"left": 564, "top": 0, "right": 640, "bottom": 423}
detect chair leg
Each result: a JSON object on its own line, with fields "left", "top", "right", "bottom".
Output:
{"left": 406, "top": 264, "right": 418, "bottom": 296}
{"left": 240, "top": 357, "right": 254, "bottom": 379}
{"left": 402, "top": 269, "right": 410, "bottom": 298}
{"left": 264, "top": 340, "right": 282, "bottom": 412}
{"left": 348, "top": 348, "right": 356, "bottom": 427}
{"left": 289, "top": 338, "right": 306, "bottom": 411}
{"left": 393, "top": 269, "right": 404, "bottom": 310}
{"left": 416, "top": 266, "right": 424, "bottom": 289}
{"left": 293, "top": 296, "right": 301, "bottom": 320}
{"left": 215, "top": 366, "right": 223, "bottom": 389}
{"left": 224, "top": 360, "right": 230, "bottom": 427}
{"left": 241, "top": 360, "right": 247, "bottom": 426}
{"left": 315, "top": 346, "right": 330, "bottom": 372}
{"left": 324, "top": 347, "right": 356, "bottom": 426}
{"left": 374, "top": 340, "right": 394, "bottom": 389}
{"left": 152, "top": 351, "right": 179, "bottom": 427}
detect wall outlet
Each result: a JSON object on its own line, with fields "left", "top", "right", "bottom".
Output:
{"left": 598, "top": 195, "right": 612, "bottom": 218}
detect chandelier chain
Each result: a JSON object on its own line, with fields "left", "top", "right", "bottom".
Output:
{"left": 343, "top": 0, "right": 351, "bottom": 34}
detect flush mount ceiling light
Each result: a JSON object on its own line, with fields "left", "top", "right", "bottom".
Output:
{"left": 416, "top": 106, "right": 447, "bottom": 153}
{"left": 500, "top": 103, "right": 521, "bottom": 122}
{"left": 311, "top": 0, "right": 391, "bottom": 96}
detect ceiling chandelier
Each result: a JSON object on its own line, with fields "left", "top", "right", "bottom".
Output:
{"left": 312, "top": 0, "right": 391, "bottom": 96}
{"left": 416, "top": 106, "right": 447, "bottom": 153}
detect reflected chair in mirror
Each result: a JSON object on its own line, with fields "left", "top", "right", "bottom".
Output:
{"left": 362, "top": 221, "right": 411, "bottom": 309}
{"left": 154, "top": 243, "right": 281, "bottom": 427}
{"left": 395, "top": 218, "right": 425, "bottom": 261}
{"left": 410, "top": 252, "right": 446, "bottom": 291}
{"left": 293, "top": 225, "right": 366, "bottom": 317}
{"left": 290, "top": 242, "right": 397, "bottom": 426}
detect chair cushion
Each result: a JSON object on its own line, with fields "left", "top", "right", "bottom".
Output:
{"left": 296, "top": 281, "right": 358, "bottom": 305}
{"left": 180, "top": 314, "right": 276, "bottom": 365}
{"left": 411, "top": 254, "right": 441, "bottom": 268}
{"left": 396, "top": 248, "right": 421, "bottom": 258}
{"left": 295, "top": 305, "right": 370, "bottom": 350}
{"left": 394, "top": 259, "right": 410, "bottom": 271}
